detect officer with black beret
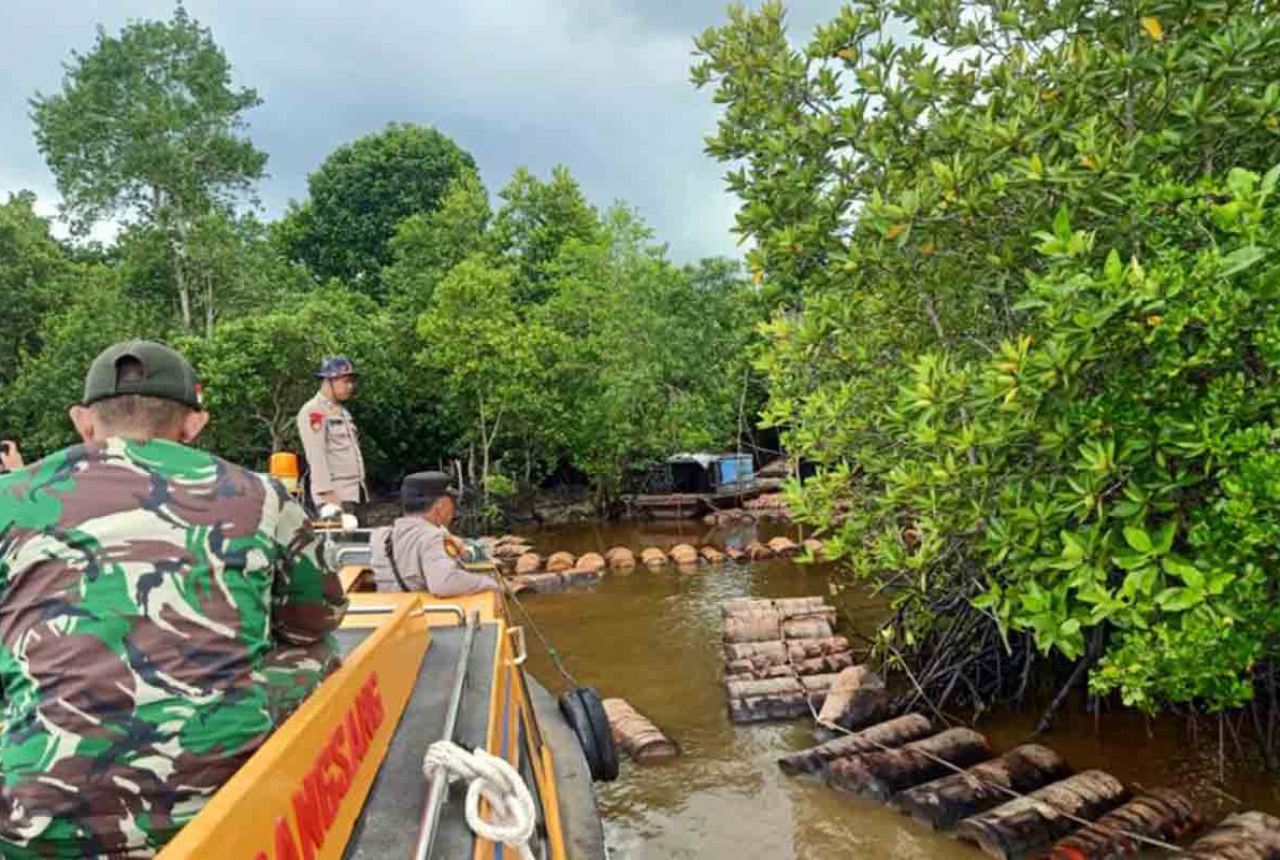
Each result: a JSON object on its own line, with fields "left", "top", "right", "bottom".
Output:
{"left": 369, "top": 471, "right": 506, "bottom": 597}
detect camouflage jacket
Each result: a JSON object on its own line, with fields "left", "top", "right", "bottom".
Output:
{"left": 0, "top": 438, "right": 348, "bottom": 857}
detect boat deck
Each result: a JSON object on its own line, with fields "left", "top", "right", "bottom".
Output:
{"left": 338, "top": 623, "right": 499, "bottom": 858}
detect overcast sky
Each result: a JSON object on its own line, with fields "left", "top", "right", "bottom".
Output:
{"left": 1, "top": 1, "right": 848, "bottom": 262}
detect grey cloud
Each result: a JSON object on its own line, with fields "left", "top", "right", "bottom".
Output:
{"left": 2, "top": 0, "right": 848, "bottom": 262}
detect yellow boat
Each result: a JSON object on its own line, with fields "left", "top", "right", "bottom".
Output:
{"left": 155, "top": 531, "right": 609, "bottom": 860}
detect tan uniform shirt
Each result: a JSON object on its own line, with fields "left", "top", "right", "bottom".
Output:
{"left": 296, "top": 391, "right": 366, "bottom": 505}
{"left": 369, "top": 517, "right": 498, "bottom": 598}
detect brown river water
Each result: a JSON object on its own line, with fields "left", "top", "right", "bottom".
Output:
{"left": 506, "top": 519, "right": 1280, "bottom": 858}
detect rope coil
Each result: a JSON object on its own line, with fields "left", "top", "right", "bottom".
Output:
{"left": 424, "top": 740, "right": 537, "bottom": 860}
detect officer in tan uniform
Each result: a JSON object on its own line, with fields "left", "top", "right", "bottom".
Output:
{"left": 369, "top": 472, "right": 518, "bottom": 597}
{"left": 295, "top": 356, "right": 367, "bottom": 516}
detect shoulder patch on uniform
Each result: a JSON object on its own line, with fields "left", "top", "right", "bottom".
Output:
{"left": 309, "top": 411, "right": 323, "bottom": 432}
{"left": 444, "top": 536, "right": 462, "bottom": 558}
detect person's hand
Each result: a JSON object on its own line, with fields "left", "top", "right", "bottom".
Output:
{"left": 0, "top": 441, "right": 24, "bottom": 472}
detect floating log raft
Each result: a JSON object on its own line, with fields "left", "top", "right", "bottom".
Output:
{"left": 1186, "top": 810, "right": 1280, "bottom": 859}
{"left": 891, "top": 744, "right": 1070, "bottom": 832}
{"left": 777, "top": 713, "right": 934, "bottom": 775}
{"left": 827, "top": 727, "right": 992, "bottom": 800}
{"left": 1046, "top": 788, "right": 1197, "bottom": 860}
{"left": 726, "top": 674, "right": 837, "bottom": 723}
{"left": 955, "top": 770, "right": 1128, "bottom": 860}
{"left": 602, "top": 698, "right": 679, "bottom": 762}
{"left": 720, "top": 596, "right": 854, "bottom": 722}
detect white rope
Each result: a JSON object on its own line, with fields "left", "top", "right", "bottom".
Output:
{"left": 424, "top": 740, "right": 537, "bottom": 860}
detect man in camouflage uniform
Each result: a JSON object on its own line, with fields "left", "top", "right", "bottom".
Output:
{"left": 370, "top": 472, "right": 507, "bottom": 597}
{"left": 295, "top": 356, "right": 366, "bottom": 517}
{"left": 0, "top": 341, "right": 349, "bottom": 858}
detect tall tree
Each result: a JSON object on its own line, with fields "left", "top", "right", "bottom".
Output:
{"left": 278, "top": 123, "right": 477, "bottom": 293}
{"left": 491, "top": 166, "right": 602, "bottom": 305}
{"left": 30, "top": 4, "right": 266, "bottom": 332}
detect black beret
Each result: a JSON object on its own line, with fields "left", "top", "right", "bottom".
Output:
{"left": 401, "top": 471, "right": 459, "bottom": 509}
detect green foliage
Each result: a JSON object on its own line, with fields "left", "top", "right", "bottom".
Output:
{"left": 696, "top": 1, "right": 1280, "bottom": 715}
{"left": 182, "top": 283, "right": 402, "bottom": 476}
{"left": 0, "top": 192, "right": 71, "bottom": 385}
{"left": 385, "top": 171, "right": 492, "bottom": 316}
{"left": 5, "top": 265, "right": 169, "bottom": 452}
{"left": 278, "top": 123, "right": 478, "bottom": 292}
{"left": 491, "top": 166, "right": 602, "bottom": 305}
{"left": 538, "top": 208, "right": 759, "bottom": 498}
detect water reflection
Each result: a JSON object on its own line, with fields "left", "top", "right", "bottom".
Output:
{"left": 512, "top": 520, "right": 1279, "bottom": 859}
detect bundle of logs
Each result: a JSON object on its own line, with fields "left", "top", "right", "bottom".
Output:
{"left": 474, "top": 536, "right": 827, "bottom": 594}
{"left": 720, "top": 597, "right": 862, "bottom": 723}
{"left": 772, "top": 678, "right": 1280, "bottom": 858}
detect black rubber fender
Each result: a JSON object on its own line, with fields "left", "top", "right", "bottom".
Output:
{"left": 576, "top": 687, "right": 619, "bottom": 782}
{"left": 559, "top": 689, "right": 604, "bottom": 781}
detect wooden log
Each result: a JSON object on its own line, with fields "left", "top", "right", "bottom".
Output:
{"left": 793, "top": 651, "right": 856, "bottom": 676}
{"left": 670, "top": 544, "right": 700, "bottom": 565}
{"left": 778, "top": 713, "right": 934, "bottom": 775}
{"left": 891, "top": 744, "right": 1071, "bottom": 832}
{"left": 699, "top": 546, "right": 726, "bottom": 564}
{"left": 545, "top": 551, "right": 576, "bottom": 573}
{"left": 1046, "top": 788, "right": 1198, "bottom": 859}
{"left": 495, "top": 534, "right": 522, "bottom": 546}
{"left": 605, "top": 546, "right": 636, "bottom": 568}
{"left": 1186, "top": 810, "right": 1280, "bottom": 859}
{"left": 817, "top": 666, "right": 890, "bottom": 732}
{"left": 788, "top": 637, "right": 852, "bottom": 660}
{"left": 494, "top": 542, "right": 533, "bottom": 559}
{"left": 956, "top": 770, "right": 1129, "bottom": 860}
{"left": 515, "top": 553, "right": 544, "bottom": 575}
{"left": 782, "top": 616, "right": 835, "bottom": 640}
{"left": 727, "top": 674, "right": 837, "bottom": 723}
{"left": 725, "top": 652, "right": 854, "bottom": 680}
{"left": 725, "top": 548, "right": 748, "bottom": 564}
{"left": 828, "top": 728, "right": 992, "bottom": 800}
{"left": 721, "top": 597, "right": 770, "bottom": 616}
{"left": 772, "top": 596, "right": 831, "bottom": 616}
{"left": 722, "top": 614, "right": 782, "bottom": 643}
{"left": 602, "top": 698, "right": 679, "bottom": 762}
{"left": 561, "top": 568, "right": 602, "bottom": 586}
{"left": 723, "top": 640, "right": 789, "bottom": 664}
{"left": 768, "top": 536, "right": 801, "bottom": 555}
{"left": 640, "top": 547, "right": 668, "bottom": 568}
{"left": 745, "top": 540, "right": 775, "bottom": 560}
{"left": 510, "top": 572, "right": 564, "bottom": 593}
{"left": 576, "top": 552, "right": 606, "bottom": 572}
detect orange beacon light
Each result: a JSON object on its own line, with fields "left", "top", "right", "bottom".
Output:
{"left": 269, "top": 452, "right": 301, "bottom": 496}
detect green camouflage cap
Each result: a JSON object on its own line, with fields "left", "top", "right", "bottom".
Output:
{"left": 83, "top": 340, "right": 203, "bottom": 410}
